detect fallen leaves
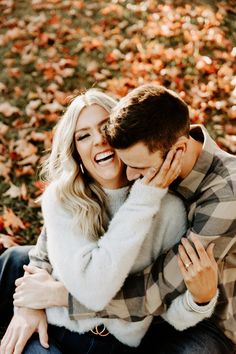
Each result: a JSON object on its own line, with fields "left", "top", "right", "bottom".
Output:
{"left": 2, "top": 207, "right": 25, "bottom": 234}
{"left": 0, "top": 102, "right": 20, "bottom": 117}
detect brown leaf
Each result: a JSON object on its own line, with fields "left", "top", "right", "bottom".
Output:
{"left": 3, "top": 184, "right": 22, "bottom": 198}
{"left": 0, "top": 102, "right": 20, "bottom": 117}
{"left": 14, "top": 140, "right": 38, "bottom": 159}
{"left": 3, "top": 207, "right": 25, "bottom": 232}
{"left": 0, "top": 234, "right": 21, "bottom": 250}
{"left": 17, "top": 154, "right": 39, "bottom": 166}
{"left": 0, "top": 122, "right": 9, "bottom": 135}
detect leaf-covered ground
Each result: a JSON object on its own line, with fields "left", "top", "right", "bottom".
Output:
{"left": 0, "top": 0, "right": 235, "bottom": 249}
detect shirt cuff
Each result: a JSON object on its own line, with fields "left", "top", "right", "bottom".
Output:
{"left": 185, "top": 289, "right": 219, "bottom": 314}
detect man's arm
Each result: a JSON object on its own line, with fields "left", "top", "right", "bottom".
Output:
{"left": 28, "top": 226, "right": 52, "bottom": 273}
{"left": 68, "top": 198, "right": 236, "bottom": 321}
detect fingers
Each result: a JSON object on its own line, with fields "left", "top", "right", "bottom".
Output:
{"left": 0, "top": 323, "right": 32, "bottom": 354}
{"left": 13, "top": 292, "right": 24, "bottom": 308}
{"left": 13, "top": 332, "right": 31, "bottom": 354}
{"left": 141, "top": 167, "right": 158, "bottom": 185}
{"left": 158, "top": 149, "right": 182, "bottom": 187}
{"left": 148, "top": 150, "right": 176, "bottom": 188}
{"left": 15, "top": 277, "right": 24, "bottom": 287}
{"left": 206, "top": 243, "right": 216, "bottom": 264}
{"left": 180, "top": 238, "right": 199, "bottom": 266}
{"left": 141, "top": 149, "right": 183, "bottom": 188}
{"left": 178, "top": 238, "right": 201, "bottom": 274}
{"left": 189, "top": 234, "right": 210, "bottom": 264}
{"left": 23, "top": 265, "right": 42, "bottom": 274}
{"left": 176, "top": 254, "right": 188, "bottom": 278}
{"left": 177, "top": 235, "right": 218, "bottom": 303}
{"left": 38, "top": 321, "right": 49, "bottom": 349}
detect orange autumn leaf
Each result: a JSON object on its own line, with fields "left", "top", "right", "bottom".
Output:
{"left": 0, "top": 234, "right": 22, "bottom": 251}
{"left": 3, "top": 207, "right": 25, "bottom": 232}
{"left": 0, "top": 102, "right": 20, "bottom": 117}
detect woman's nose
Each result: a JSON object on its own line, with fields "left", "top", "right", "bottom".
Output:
{"left": 94, "top": 131, "right": 107, "bottom": 145}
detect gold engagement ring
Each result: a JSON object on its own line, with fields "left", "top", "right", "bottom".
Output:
{"left": 185, "top": 262, "right": 192, "bottom": 269}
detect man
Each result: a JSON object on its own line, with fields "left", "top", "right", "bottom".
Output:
{"left": 70, "top": 84, "right": 236, "bottom": 353}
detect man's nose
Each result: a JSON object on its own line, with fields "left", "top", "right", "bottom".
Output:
{"left": 126, "top": 167, "right": 141, "bottom": 181}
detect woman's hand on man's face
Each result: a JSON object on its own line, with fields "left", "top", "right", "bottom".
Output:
{"left": 141, "top": 149, "right": 183, "bottom": 188}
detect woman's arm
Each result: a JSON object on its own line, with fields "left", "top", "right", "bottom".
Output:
{"left": 42, "top": 179, "right": 168, "bottom": 311}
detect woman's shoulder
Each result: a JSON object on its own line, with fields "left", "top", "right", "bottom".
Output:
{"left": 41, "top": 181, "right": 62, "bottom": 213}
{"left": 42, "top": 181, "right": 58, "bottom": 201}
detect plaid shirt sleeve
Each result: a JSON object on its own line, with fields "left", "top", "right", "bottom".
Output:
{"left": 28, "top": 226, "right": 53, "bottom": 274}
{"left": 68, "top": 196, "right": 236, "bottom": 344}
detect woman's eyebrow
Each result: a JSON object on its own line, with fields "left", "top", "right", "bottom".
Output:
{"left": 74, "top": 127, "right": 89, "bottom": 134}
{"left": 98, "top": 117, "right": 109, "bottom": 126}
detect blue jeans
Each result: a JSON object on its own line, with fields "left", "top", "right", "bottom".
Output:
{"left": 137, "top": 318, "right": 236, "bottom": 354}
{"left": 0, "top": 247, "right": 235, "bottom": 353}
{"left": 22, "top": 320, "right": 236, "bottom": 354}
{"left": 0, "top": 245, "right": 31, "bottom": 329}
{"left": 23, "top": 324, "right": 137, "bottom": 354}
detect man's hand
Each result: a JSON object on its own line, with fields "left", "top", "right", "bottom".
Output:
{"left": 0, "top": 308, "right": 48, "bottom": 354}
{"left": 177, "top": 234, "right": 218, "bottom": 304}
{"left": 14, "top": 265, "right": 68, "bottom": 309}
{"left": 141, "top": 149, "right": 183, "bottom": 188}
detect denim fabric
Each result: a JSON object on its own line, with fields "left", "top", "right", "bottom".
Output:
{"left": 0, "top": 247, "right": 235, "bottom": 353}
{"left": 137, "top": 318, "right": 236, "bottom": 354}
{"left": 23, "top": 325, "right": 137, "bottom": 354}
{"left": 0, "top": 246, "right": 31, "bottom": 329}
{"left": 23, "top": 335, "right": 61, "bottom": 354}
{"left": 22, "top": 320, "right": 236, "bottom": 354}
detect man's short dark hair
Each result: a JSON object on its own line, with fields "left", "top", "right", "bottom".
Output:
{"left": 106, "top": 84, "right": 190, "bottom": 154}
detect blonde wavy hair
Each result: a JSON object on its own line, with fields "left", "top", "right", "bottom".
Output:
{"left": 41, "top": 88, "right": 118, "bottom": 240}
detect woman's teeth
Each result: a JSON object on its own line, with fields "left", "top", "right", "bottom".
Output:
{"left": 95, "top": 151, "right": 115, "bottom": 164}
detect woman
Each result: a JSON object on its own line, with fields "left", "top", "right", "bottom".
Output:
{"left": 0, "top": 89, "right": 218, "bottom": 354}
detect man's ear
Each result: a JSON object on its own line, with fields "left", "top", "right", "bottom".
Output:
{"left": 172, "top": 136, "right": 188, "bottom": 153}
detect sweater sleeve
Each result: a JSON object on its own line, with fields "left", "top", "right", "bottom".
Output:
{"left": 28, "top": 226, "right": 52, "bottom": 274}
{"left": 161, "top": 289, "right": 219, "bottom": 330}
{"left": 41, "top": 180, "right": 167, "bottom": 311}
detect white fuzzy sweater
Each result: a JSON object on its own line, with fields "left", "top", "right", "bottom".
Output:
{"left": 41, "top": 180, "right": 217, "bottom": 347}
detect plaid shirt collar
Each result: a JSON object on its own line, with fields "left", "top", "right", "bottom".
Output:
{"left": 174, "top": 124, "right": 217, "bottom": 200}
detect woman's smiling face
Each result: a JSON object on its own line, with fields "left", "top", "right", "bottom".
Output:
{"left": 74, "top": 104, "right": 128, "bottom": 189}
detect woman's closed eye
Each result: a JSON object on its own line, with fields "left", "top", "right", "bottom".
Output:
{"left": 76, "top": 133, "right": 90, "bottom": 141}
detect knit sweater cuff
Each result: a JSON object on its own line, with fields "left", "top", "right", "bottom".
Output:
{"left": 185, "top": 289, "right": 219, "bottom": 314}
{"left": 129, "top": 179, "right": 168, "bottom": 205}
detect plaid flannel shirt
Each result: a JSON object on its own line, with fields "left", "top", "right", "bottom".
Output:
{"left": 67, "top": 125, "right": 236, "bottom": 344}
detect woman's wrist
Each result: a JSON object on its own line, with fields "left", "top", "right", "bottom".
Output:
{"left": 49, "top": 281, "right": 68, "bottom": 307}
